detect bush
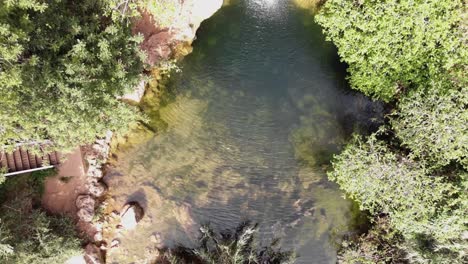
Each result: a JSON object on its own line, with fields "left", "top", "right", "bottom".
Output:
{"left": 0, "top": 172, "right": 82, "bottom": 263}
{"left": 317, "top": 0, "right": 467, "bottom": 261}
{"left": 0, "top": 200, "right": 82, "bottom": 264}
{"left": 329, "top": 134, "right": 467, "bottom": 261}
{"left": 316, "top": 0, "right": 466, "bottom": 101}
{"left": 391, "top": 84, "right": 468, "bottom": 169}
{"left": 0, "top": 0, "right": 145, "bottom": 152}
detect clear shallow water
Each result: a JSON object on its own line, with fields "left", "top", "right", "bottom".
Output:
{"left": 105, "top": 1, "right": 382, "bottom": 263}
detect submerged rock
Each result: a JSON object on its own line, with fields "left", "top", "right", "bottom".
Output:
{"left": 150, "top": 232, "right": 164, "bottom": 248}
{"left": 111, "top": 239, "right": 120, "bottom": 249}
{"left": 120, "top": 202, "right": 144, "bottom": 230}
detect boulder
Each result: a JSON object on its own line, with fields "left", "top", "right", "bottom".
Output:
{"left": 77, "top": 207, "right": 94, "bottom": 222}
{"left": 121, "top": 79, "right": 146, "bottom": 103}
{"left": 88, "top": 168, "right": 103, "bottom": 179}
{"left": 76, "top": 195, "right": 95, "bottom": 209}
{"left": 86, "top": 180, "right": 108, "bottom": 197}
{"left": 120, "top": 202, "right": 144, "bottom": 230}
{"left": 133, "top": 0, "right": 223, "bottom": 65}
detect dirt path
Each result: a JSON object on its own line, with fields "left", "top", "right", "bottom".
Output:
{"left": 42, "top": 147, "right": 87, "bottom": 217}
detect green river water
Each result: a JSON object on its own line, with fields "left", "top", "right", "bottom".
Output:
{"left": 104, "top": 1, "right": 382, "bottom": 263}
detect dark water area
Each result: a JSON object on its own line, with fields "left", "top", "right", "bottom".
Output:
{"left": 105, "top": 1, "right": 382, "bottom": 263}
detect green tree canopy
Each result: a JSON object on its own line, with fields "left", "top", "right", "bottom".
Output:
{"left": 0, "top": 0, "right": 145, "bottom": 152}
{"left": 391, "top": 84, "right": 468, "bottom": 170}
{"left": 317, "top": 1, "right": 467, "bottom": 261}
{"left": 329, "top": 134, "right": 467, "bottom": 261}
{"left": 316, "top": 0, "right": 466, "bottom": 101}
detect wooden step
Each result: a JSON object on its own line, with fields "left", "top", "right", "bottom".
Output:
{"left": 1, "top": 143, "right": 60, "bottom": 175}
{"left": 36, "top": 155, "right": 43, "bottom": 167}
{"left": 48, "top": 152, "right": 58, "bottom": 165}
{"left": 6, "top": 153, "right": 16, "bottom": 172}
{"left": 28, "top": 151, "right": 37, "bottom": 169}
{"left": 20, "top": 148, "right": 31, "bottom": 170}
{"left": 13, "top": 150, "right": 23, "bottom": 171}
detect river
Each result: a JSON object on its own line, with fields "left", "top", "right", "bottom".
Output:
{"left": 104, "top": 0, "right": 382, "bottom": 263}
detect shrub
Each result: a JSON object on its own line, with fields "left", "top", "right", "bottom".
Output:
{"left": 329, "top": 134, "right": 467, "bottom": 261}
{"left": 0, "top": 209, "right": 82, "bottom": 264}
{"left": 0, "top": 172, "right": 82, "bottom": 263}
{"left": 315, "top": 0, "right": 466, "bottom": 101}
{"left": 391, "top": 84, "right": 468, "bottom": 169}
{"left": 0, "top": 0, "right": 145, "bottom": 152}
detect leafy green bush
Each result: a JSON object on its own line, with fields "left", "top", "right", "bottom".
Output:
{"left": 391, "top": 84, "right": 468, "bottom": 169}
{"left": 329, "top": 134, "right": 467, "bottom": 262}
{"left": 0, "top": 0, "right": 145, "bottom": 152}
{"left": 316, "top": 0, "right": 467, "bottom": 262}
{"left": 0, "top": 172, "right": 82, "bottom": 263}
{"left": 0, "top": 209, "right": 82, "bottom": 264}
{"left": 316, "top": 0, "right": 466, "bottom": 101}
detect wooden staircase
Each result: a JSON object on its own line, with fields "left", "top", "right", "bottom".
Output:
{"left": 0, "top": 146, "right": 60, "bottom": 176}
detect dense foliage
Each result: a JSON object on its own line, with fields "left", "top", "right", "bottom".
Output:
{"left": 316, "top": 0, "right": 467, "bottom": 263}
{"left": 0, "top": 0, "right": 145, "bottom": 152}
{"left": 157, "top": 223, "right": 295, "bottom": 264}
{"left": 391, "top": 84, "right": 468, "bottom": 169}
{"left": 330, "top": 135, "right": 467, "bottom": 259}
{"left": 339, "top": 217, "right": 408, "bottom": 264}
{"left": 316, "top": 0, "right": 466, "bottom": 101}
{"left": 0, "top": 172, "right": 82, "bottom": 263}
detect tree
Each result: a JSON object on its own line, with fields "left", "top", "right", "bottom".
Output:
{"left": 329, "top": 134, "right": 467, "bottom": 262}
{"left": 0, "top": 171, "right": 82, "bottom": 263}
{"left": 0, "top": 0, "right": 145, "bottom": 152}
{"left": 316, "top": 0, "right": 467, "bottom": 261}
{"left": 0, "top": 210, "right": 82, "bottom": 264}
{"left": 391, "top": 83, "right": 468, "bottom": 170}
{"left": 315, "top": 0, "right": 466, "bottom": 101}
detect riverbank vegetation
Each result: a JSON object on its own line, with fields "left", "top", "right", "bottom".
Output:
{"left": 0, "top": 0, "right": 145, "bottom": 152}
{"left": 0, "top": 171, "right": 82, "bottom": 263}
{"left": 0, "top": 0, "right": 147, "bottom": 261}
{"left": 316, "top": 0, "right": 467, "bottom": 263}
{"left": 1, "top": 0, "right": 466, "bottom": 263}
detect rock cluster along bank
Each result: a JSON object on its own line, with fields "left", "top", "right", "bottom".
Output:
{"left": 134, "top": 0, "right": 224, "bottom": 66}
{"left": 76, "top": 132, "right": 146, "bottom": 263}
{"left": 76, "top": 132, "right": 112, "bottom": 224}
